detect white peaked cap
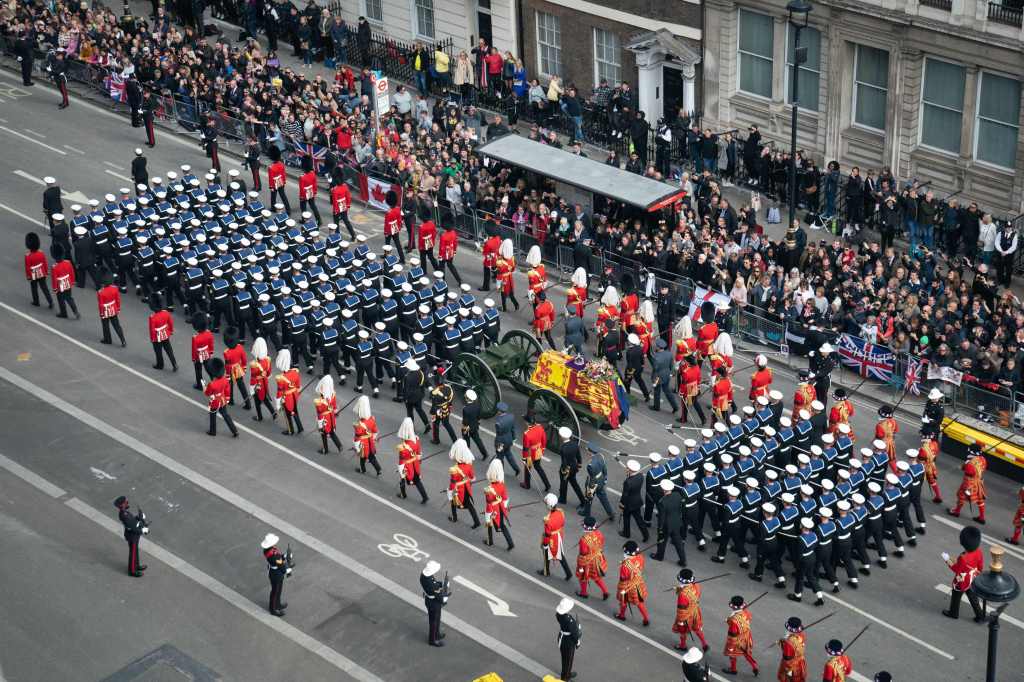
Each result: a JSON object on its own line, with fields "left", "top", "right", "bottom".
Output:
{"left": 261, "top": 533, "right": 279, "bottom": 549}
{"left": 558, "top": 426, "right": 573, "bottom": 440}
{"left": 556, "top": 597, "right": 574, "bottom": 615}
{"left": 422, "top": 560, "right": 441, "bottom": 577}
{"left": 354, "top": 395, "right": 372, "bottom": 420}
{"left": 626, "top": 459, "right": 641, "bottom": 472}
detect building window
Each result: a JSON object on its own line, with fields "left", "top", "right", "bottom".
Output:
{"left": 594, "top": 29, "right": 621, "bottom": 86}
{"left": 362, "top": 0, "right": 383, "bottom": 23}
{"left": 920, "top": 58, "right": 966, "bottom": 154}
{"left": 785, "top": 25, "right": 821, "bottom": 111}
{"left": 738, "top": 9, "right": 773, "bottom": 98}
{"left": 975, "top": 72, "right": 1021, "bottom": 169}
{"left": 536, "top": 12, "right": 562, "bottom": 77}
{"left": 414, "top": 0, "right": 435, "bottom": 39}
{"left": 853, "top": 45, "right": 889, "bottom": 131}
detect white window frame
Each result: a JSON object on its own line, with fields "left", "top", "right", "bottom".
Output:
{"left": 851, "top": 44, "right": 889, "bottom": 133}
{"left": 972, "top": 69, "right": 1021, "bottom": 171}
{"left": 361, "top": 0, "right": 383, "bottom": 25}
{"left": 736, "top": 9, "right": 774, "bottom": 100}
{"left": 411, "top": 0, "right": 436, "bottom": 40}
{"left": 535, "top": 11, "right": 562, "bottom": 78}
{"left": 918, "top": 57, "right": 966, "bottom": 156}
{"left": 593, "top": 28, "right": 621, "bottom": 87}
{"left": 784, "top": 24, "right": 821, "bottom": 112}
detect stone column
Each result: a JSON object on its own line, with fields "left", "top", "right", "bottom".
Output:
{"left": 772, "top": 16, "right": 788, "bottom": 103}
{"left": 635, "top": 48, "right": 666, "bottom": 123}
{"left": 959, "top": 65, "right": 979, "bottom": 161}
{"left": 682, "top": 63, "right": 696, "bottom": 115}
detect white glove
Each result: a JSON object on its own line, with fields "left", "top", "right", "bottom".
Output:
{"left": 285, "top": 567, "right": 293, "bottom": 576}
{"left": 446, "top": 490, "right": 454, "bottom": 501}
{"left": 142, "top": 527, "right": 150, "bottom": 534}
{"left": 921, "top": 416, "right": 930, "bottom": 424}
{"left": 942, "top": 552, "right": 950, "bottom": 562}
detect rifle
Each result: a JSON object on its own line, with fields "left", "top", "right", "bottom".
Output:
{"left": 284, "top": 543, "right": 296, "bottom": 571}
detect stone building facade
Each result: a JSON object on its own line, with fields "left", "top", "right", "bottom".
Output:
{"left": 702, "top": 0, "right": 1024, "bottom": 214}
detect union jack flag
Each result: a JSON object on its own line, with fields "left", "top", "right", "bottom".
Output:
{"left": 904, "top": 356, "right": 926, "bottom": 395}
{"left": 290, "top": 139, "right": 327, "bottom": 174}
{"left": 104, "top": 71, "right": 127, "bottom": 103}
{"left": 836, "top": 333, "right": 894, "bottom": 383}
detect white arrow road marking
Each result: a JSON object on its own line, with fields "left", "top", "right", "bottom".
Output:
{"left": 934, "top": 584, "right": 1024, "bottom": 630}
{"left": 12, "top": 171, "right": 91, "bottom": 205}
{"left": 0, "top": 126, "right": 66, "bottom": 154}
{"left": 89, "top": 466, "right": 117, "bottom": 481}
{"left": 105, "top": 169, "right": 133, "bottom": 182}
{"left": 103, "top": 161, "right": 126, "bottom": 170}
{"left": 931, "top": 515, "right": 1024, "bottom": 564}
{"left": 453, "top": 575, "right": 517, "bottom": 617}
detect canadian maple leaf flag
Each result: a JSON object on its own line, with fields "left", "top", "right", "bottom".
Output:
{"left": 359, "top": 175, "right": 399, "bottom": 211}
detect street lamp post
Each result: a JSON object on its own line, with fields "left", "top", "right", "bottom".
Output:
{"left": 786, "top": 0, "right": 812, "bottom": 232}
{"left": 971, "top": 545, "right": 1020, "bottom": 682}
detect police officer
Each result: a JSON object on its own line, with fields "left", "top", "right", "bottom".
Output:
{"left": 115, "top": 496, "right": 149, "bottom": 577}
{"left": 921, "top": 387, "right": 944, "bottom": 439}
{"left": 461, "top": 389, "right": 489, "bottom": 458}
{"left": 421, "top": 560, "right": 449, "bottom": 646}
{"left": 556, "top": 597, "right": 582, "bottom": 681}
{"left": 557, "top": 427, "right": 586, "bottom": 507}
{"left": 430, "top": 371, "right": 457, "bottom": 444}
{"left": 493, "top": 401, "right": 520, "bottom": 476}
{"left": 580, "top": 447, "right": 615, "bottom": 521}
{"left": 652, "top": 479, "right": 687, "bottom": 566}
{"left": 261, "top": 533, "right": 292, "bottom": 616}
{"left": 650, "top": 338, "right": 678, "bottom": 413}
{"left": 655, "top": 282, "right": 676, "bottom": 346}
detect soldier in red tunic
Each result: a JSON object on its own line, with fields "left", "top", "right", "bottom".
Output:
{"left": 249, "top": 337, "right": 276, "bottom": 421}
{"left": 919, "top": 432, "right": 943, "bottom": 503}
{"left": 417, "top": 209, "right": 440, "bottom": 271}
{"left": 540, "top": 493, "right": 573, "bottom": 580}
{"left": 673, "top": 569, "right": 709, "bottom": 651}
{"left": 495, "top": 238, "right": 519, "bottom": 312}
{"left": 483, "top": 459, "right": 513, "bottom": 549}
{"left": 146, "top": 294, "right": 176, "bottom": 371}
{"left": 332, "top": 177, "right": 356, "bottom": 240}
{"left": 353, "top": 395, "right": 382, "bottom": 475}
{"left": 275, "top": 348, "right": 304, "bottom": 435}
{"left": 575, "top": 516, "right": 609, "bottom": 599}
{"left": 948, "top": 444, "right": 987, "bottom": 523}
{"left": 679, "top": 353, "right": 706, "bottom": 426}
{"left": 97, "top": 272, "right": 126, "bottom": 346}
{"left": 749, "top": 354, "right": 773, "bottom": 402}
{"left": 822, "top": 639, "right": 853, "bottom": 682}
{"left": 314, "top": 375, "right": 342, "bottom": 455}
{"left": 525, "top": 245, "right": 547, "bottom": 306}
{"left": 695, "top": 301, "right": 719, "bottom": 362}
{"left": 191, "top": 313, "right": 215, "bottom": 390}
{"left": 438, "top": 224, "right": 462, "bottom": 285}
{"left": 222, "top": 328, "right": 252, "bottom": 409}
{"left": 567, "top": 267, "right": 588, "bottom": 318}
{"left": 615, "top": 540, "right": 650, "bottom": 625}
{"left": 828, "top": 388, "right": 854, "bottom": 435}
{"left": 1008, "top": 486, "right": 1024, "bottom": 545}
{"left": 203, "top": 358, "right": 238, "bottom": 437}
{"left": 24, "top": 232, "right": 53, "bottom": 308}
{"left": 521, "top": 414, "right": 552, "bottom": 491}
{"left": 267, "top": 148, "right": 291, "bottom": 214}
{"left": 447, "top": 439, "right": 481, "bottom": 527}
{"left": 722, "top": 595, "right": 758, "bottom": 676}
{"left": 51, "top": 243, "right": 80, "bottom": 319}
{"left": 942, "top": 525, "right": 986, "bottom": 621}
{"left": 396, "top": 417, "right": 429, "bottom": 503}
{"left": 874, "top": 404, "right": 898, "bottom": 471}
{"left": 533, "top": 291, "right": 557, "bottom": 349}
{"left": 793, "top": 369, "right": 816, "bottom": 415}
{"left": 297, "top": 158, "right": 321, "bottom": 225}
{"left": 481, "top": 226, "right": 501, "bottom": 292}
{"left": 776, "top": 616, "right": 807, "bottom": 682}
{"left": 711, "top": 366, "right": 734, "bottom": 422}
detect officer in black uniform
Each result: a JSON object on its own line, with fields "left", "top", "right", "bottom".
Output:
{"left": 49, "top": 49, "right": 69, "bottom": 108}
{"left": 619, "top": 459, "right": 650, "bottom": 542}
{"left": 655, "top": 282, "right": 676, "bottom": 346}
{"left": 402, "top": 358, "right": 431, "bottom": 427}
{"left": 651, "top": 479, "right": 686, "bottom": 566}
{"left": 261, "top": 533, "right": 292, "bottom": 616}
{"left": 142, "top": 92, "right": 157, "bottom": 147}
{"left": 808, "top": 342, "right": 837, "bottom": 410}
{"left": 127, "top": 77, "right": 144, "bottom": 129}
{"left": 493, "top": 401, "right": 520, "bottom": 476}
{"left": 200, "top": 113, "right": 221, "bottom": 172}
{"left": 72, "top": 225, "right": 99, "bottom": 289}
{"left": 556, "top": 597, "right": 582, "bottom": 681}
{"left": 920, "top": 387, "right": 944, "bottom": 439}
{"left": 460, "top": 389, "right": 489, "bottom": 458}
{"left": 115, "top": 495, "right": 149, "bottom": 577}
{"left": 244, "top": 135, "right": 262, "bottom": 192}
{"left": 15, "top": 31, "right": 34, "bottom": 86}
{"left": 624, "top": 333, "right": 651, "bottom": 402}
{"left": 43, "top": 177, "right": 63, "bottom": 228}
{"left": 556, "top": 426, "right": 586, "bottom": 506}
{"left": 681, "top": 646, "right": 709, "bottom": 682}
{"left": 421, "top": 560, "right": 449, "bottom": 646}
{"left": 429, "top": 370, "right": 457, "bottom": 444}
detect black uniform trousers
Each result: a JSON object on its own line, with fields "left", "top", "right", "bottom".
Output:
{"left": 355, "top": 360, "right": 379, "bottom": 391}
{"left": 426, "top": 599, "right": 443, "bottom": 644}
{"left": 753, "top": 540, "right": 784, "bottom": 580}
{"left": 653, "top": 525, "right": 687, "bottom": 565}
{"left": 560, "top": 638, "right": 577, "bottom": 681}
{"left": 56, "top": 289, "right": 79, "bottom": 318}
{"left": 126, "top": 532, "right": 143, "bottom": 575}
{"left": 432, "top": 414, "right": 457, "bottom": 444}
{"left": 793, "top": 551, "right": 821, "bottom": 596}
{"left": 406, "top": 399, "right": 430, "bottom": 427}
{"left": 208, "top": 406, "right": 239, "bottom": 437}
{"left": 558, "top": 466, "right": 586, "bottom": 506}
{"left": 269, "top": 572, "right": 285, "bottom": 612}
{"left": 151, "top": 340, "right": 177, "bottom": 370}
{"left": 29, "top": 279, "right": 53, "bottom": 307}
{"left": 833, "top": 538, "right": 859, "bottom": 581}
{"left": 101, "top": 316, "right": 126, "bottom": 345}
{"left": 463, "top": 425, "right": 489, "bottom": 458}
{"left": 620, "top": 505, "right": 649, "bottom": 542}
{"left": 947, "top": 587, "right": 985, "bottom": 619}
{"left": 522, "top": 459, "right": 551, "bottom": 491}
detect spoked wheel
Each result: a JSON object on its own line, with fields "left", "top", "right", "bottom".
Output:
{"left": 450, "top": 352, "right": 502, "bottom": 418}
{"left": 527, "top": 388, "right": 581, "bottom": 453}
{"left": 501, "top": 329, "right": 543, "bottom": 389}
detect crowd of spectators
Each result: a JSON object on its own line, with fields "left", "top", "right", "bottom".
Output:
{"left": 4, "top": 0, "right": 1024, "bottom": 403}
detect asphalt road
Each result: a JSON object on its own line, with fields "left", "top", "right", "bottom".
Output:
{"left": 0, "top": 67, "right": 1022, "bottom": 682}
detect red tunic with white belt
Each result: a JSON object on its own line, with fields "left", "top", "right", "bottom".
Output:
{"left": 204, "top": 376, "right": 231, "bottom": 411}
{"left": 148, "top": 310, "right": 174, "bottom": 342}
{"left": 542, "top": 507, "right": 565, "bottom": 560}
{"left": 299, "top": 171, "right": 317, "bottom": 201}
{"left": 249, "top": 356, "right": 272, "bottom": 401}
{"left": 24, "top": 250, "right": 48, "bottom": 281}
{"left": 97, "top": 285, "right": 122, "bottom": 319}
{"left": 439, "top": 228, "right": 458, "bottom": 261}
{"left": 398, "top": 437, "right": 422, "bottom": 481}
{"left": 52, "top": 259, "right": 75, "bottom": 292}
{"left": 332, "top": 183, "right": 351, "bottom": 215}
{"left": 192, "top": 330, "right": 214, "bottom": 363}
{"left": 314, "top": 395, "right": 337, "bottom": 434}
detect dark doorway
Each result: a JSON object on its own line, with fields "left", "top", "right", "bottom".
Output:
{"left": 662, "top": 65, "right": 684, "bottom": 120}
{"left": 477, "top": 0, "right": 493, "bottom": 47}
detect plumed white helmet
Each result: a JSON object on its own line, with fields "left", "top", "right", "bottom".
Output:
{"left": 526, "top": 244, "right": 542, "bottom": 267}
{"left": 487, "top": 458, "right": 505, "bottom": 483}
{"left": 571, "top": 267, "right": 588, "bottom": 288}
{"left": 316, "top": 375, "right": 335, "bottom": 400}
{"left": 674, "top": 315, "right": 693, "bottom": 340}
{"left": 640, "top": 299, "right": 655, "bottom": 322}
{"left": 450, "top": 438, "right": 474, "bottom": 464}
{"left": 354, "top": 395, "right": 372, "bottom": 420}
{"left": 397, "top": 417, "right": 417, "bottom": 441}
{"left": 499, "top": 238, "right": 514, "bottom": 259}
{"left": 755, "top": 353, "right": 767, "bottom": 368}
{"left": 251, "top": 337, "right": 268, "bottom": 360}
{"left": 601, "top": 286, "right": 620, "bottom": 307}
{"left": 274, "top": 348, "right": 292, "bottom": 373}
{"left": 713, "top": 332, "right": 734, "bottom": 358}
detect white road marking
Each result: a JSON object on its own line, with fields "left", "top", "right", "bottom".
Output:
{"left": 933, "top": 584, "right": 1024, "bottom": 630}
{"left": 0, "top": 125, "right": 66, "bottom": 154}
{"left": 12, "top": 171, "right": 90, "bottom": 205}
{"left": 453, "top": 575, "right": 517, "bottom": 617}
{"left": 0, "top": 202, "right": 45, "bottom": 227}
{"left": 0, "top": 302, "right": 710, "bottom": 674}
{"left": 13, "top": 169, "right": 45, "bottom": 185}
{"left": 104, "top": 169, "right": 133, "bottom": 182}
{"left": 0, "top": 454, "right": 385, "bottom": 682}
{"left": 376, "top": 533, "right": 429, "bottom": 561}
{"left": 89, "top": 466, "right": 117, "bottom": 481}
{"left": 822, "top": 592, "right": 955, "bottom": 660}
{"left": 0, "top": 366, "right": 554, "bottom": 681}
{"left": 23, "top": 128, "right": 45, "bottom": 139}
{"left": 931, "top": 514, "right": 1024, "bottom": 564}
{"left": 103, "top": 161, "right": 126, "bottom": 170}
{"left": 62, "top": 144, "right": 85, "bottom": 155}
